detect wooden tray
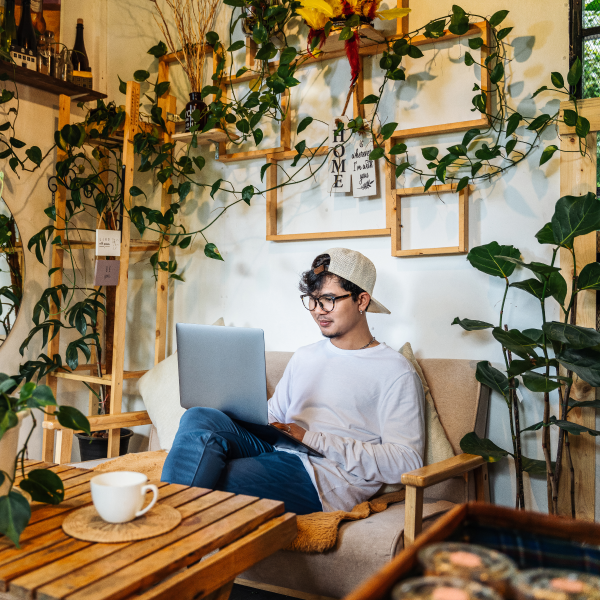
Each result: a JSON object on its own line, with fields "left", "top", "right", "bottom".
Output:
{"left": 345, "top": 502, "right": 600, "bottom": 600}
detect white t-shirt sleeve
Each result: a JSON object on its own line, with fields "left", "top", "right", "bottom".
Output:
{"left": 302, "top": 370, "right": 425, "bottom": 483}
{"left": 268, "top": 357, "right": 293, "bottom": 424}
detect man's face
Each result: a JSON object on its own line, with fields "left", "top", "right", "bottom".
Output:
{"left": 309, "top": 276, "right": 368, "bottom": 339}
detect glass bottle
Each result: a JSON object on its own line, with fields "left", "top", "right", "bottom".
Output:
{"left": 16, "top": 0, "right": 37, "bottom": 53}
{"left": 46, "top": 30, "right": 55, "bottom": 76}
{"left": 1, "top": 0, "right": 16, "bottom": 56}
{"left": 30, "top": 0, "right": 46, "bottom": 35}
{"left": 64, "top": 48, "right": 73, "bottom": 81}
{"left": 185, "top": 92, "right": 208, "bottom": 133}
{"left": 36, "top": 33, "right": 49, "bottom": 74}
{"left": 72, "top": 18, "right": 90, "bottom": 71}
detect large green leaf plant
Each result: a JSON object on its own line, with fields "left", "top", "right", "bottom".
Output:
{"left": 0, "top": 374, "right": 90, "bottom": 546}
{"left": 454, "top": 192, "right": 600, "bottom": 516}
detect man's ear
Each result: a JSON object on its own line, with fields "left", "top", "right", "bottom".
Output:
{"left": 358, "top": 292, "right": 371, "bottom": 313}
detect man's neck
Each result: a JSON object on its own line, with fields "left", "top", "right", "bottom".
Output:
{"left": 329, "top": 322, "right": 379, "bottom": 351}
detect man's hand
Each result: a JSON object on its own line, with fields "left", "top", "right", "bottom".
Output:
{"left": 271, "top": 422, "right": 306, "bottom": 442}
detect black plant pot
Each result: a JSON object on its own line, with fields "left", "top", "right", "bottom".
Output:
{"left": 185, "top": 92, "right": 208, "bottom": 133}
{"left": 75, "top": 428, "right": 134, "bottom": 462}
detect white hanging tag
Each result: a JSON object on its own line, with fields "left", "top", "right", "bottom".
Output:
{"left": 328, "top": 117, "right": 352, "bottom": 193}
{"left": 95, "top": 229, "right": 121, "bottom": 257}
{"left": 351, "top": 137, "right": 377, "bottom": 197}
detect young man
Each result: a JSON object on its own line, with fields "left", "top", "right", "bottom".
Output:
{"left": 162, "top": 248, "right": 425, "bottom": 514}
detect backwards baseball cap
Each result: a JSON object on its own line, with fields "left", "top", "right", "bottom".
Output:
{"left": 313, "top": 247, "right": 391, "bottom": 314}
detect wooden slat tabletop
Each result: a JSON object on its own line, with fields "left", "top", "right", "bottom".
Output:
{"left": 1, "top": 460, "right": 297, "bottom": 600}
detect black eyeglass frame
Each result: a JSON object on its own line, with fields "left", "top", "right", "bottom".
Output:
{"left": 300, "top": 293, "right": 352, "bottom": 313}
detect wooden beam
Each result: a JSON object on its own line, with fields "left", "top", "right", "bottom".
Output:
{"left": 558, "top": 129, "right": 597, "bottom": 521}
{"left": 265, "top": 155, "right": 278, "bottom": 238}
{"left": 389, "top": 118, "right": 489, "bottom": 141}
{"left": 397, "top": 0, "right": 409, "bottom": 36}
{"left": 404, "top": 486, "right": 423, "bottom": 547}
{"left": 559, "top": 97, "right": 600, "bottom": 135}
{"left": 267, "top": 229, "right": 390, "bottom": 242}
{"left": 401, "top": 453, "right": 485, "bottom": 487}
{"left": 42, "top": 411, "right": 151, "bottom": 432}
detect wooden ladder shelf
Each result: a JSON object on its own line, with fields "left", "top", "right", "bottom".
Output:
{"left": 42, "top": 81, "right": 173, "bottom": 464}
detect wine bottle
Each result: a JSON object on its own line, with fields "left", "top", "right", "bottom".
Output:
{"left": 16, "top": 0, "right": 36, "bottom": 53}
{"left": 2, "top": 0, "right": 16, "bottom": 53}
{"left": 30, "top": 0, "right": 46, "bottom": 35}
{"left": 72, "top": 18, "right": 90, "bottom": 71}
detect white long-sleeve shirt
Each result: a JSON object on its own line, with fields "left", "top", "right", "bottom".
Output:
{"left": 268, "top": 339, "right": 425, "bottom": 512}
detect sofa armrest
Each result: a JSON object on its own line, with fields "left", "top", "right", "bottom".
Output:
{"left": 401, "top": 453, "right": 485, "bottom": 488}
{"left": 402, "top": 454, "right": 487, "bottom": 548}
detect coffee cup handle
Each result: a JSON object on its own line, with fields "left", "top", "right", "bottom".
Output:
{"left": 136, "top": 484, "right": 159, "bottom": 517}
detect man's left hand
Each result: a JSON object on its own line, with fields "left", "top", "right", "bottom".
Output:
{"left": 271, "top": 422, "right": 306, "bottom": 442}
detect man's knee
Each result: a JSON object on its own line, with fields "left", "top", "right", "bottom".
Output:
{"left": 179, "top": 406, "right": 231, "bottom": 432}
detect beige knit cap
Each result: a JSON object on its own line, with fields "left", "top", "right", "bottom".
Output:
{"left": 321, "top": 247, "right": 390, "bottom": 314}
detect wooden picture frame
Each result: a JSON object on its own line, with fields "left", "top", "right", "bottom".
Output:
{"left": 391, "top": 182, "right": 469, "bottom": 257}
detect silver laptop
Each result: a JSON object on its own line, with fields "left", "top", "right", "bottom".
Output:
{"left": 176, "top": 323, "right": 323, "bottom": 458}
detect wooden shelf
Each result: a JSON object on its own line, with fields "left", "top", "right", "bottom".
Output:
{"left": 0, "top": 60, "right": 106, "bottom": 102}
{"left": 172, "top": 128, "right": 240, "bottom": 145}
{"left": 42, "top": 410, "right": 152, "bottom": 432}
{"left": 52, "top": 369, "right": 148, "bottom": 386}
{"left": 59, "top": 239, "right": 160, "bottom": 252}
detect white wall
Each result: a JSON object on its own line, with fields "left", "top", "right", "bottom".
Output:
{"left": 0, "top": 0, "right": 589, "bottom": 513}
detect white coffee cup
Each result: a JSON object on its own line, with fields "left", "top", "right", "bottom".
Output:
{"left": 90, "top": 471, "right": 159, "bottom": 524}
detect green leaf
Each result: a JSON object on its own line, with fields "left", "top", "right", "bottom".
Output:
{"left": 9, "top": 137, "right": 25, "bottom": 149}
{"left": 148, "top": 40, "right": 168, "bottom": 57}
{"left": 539, "top": 144, "right": 558, "bottom": 166}
{"left": 242, "top": 185, "right": 254, "bottom": 205}
{"left": 422, "top": 147, "right": 439, "bottom": 161}
{"left": 490, "top": 62, "right": 504, "bottom": 84}
{"left": 297, "top": 117, "right": 313, "bottom": 134}
{"left": 456, "top": 176, "right": 470, "bottom": 192}
{"left": 395, "top": 162, "right": 410, "bottom": 177}
{"left": 544, "top": 271, "right": 568, "bottom": 306}
{"left": 462, "top": 128, "right": 481, "bottom": 147}
{"left": 260, "top": 162, "right": 272, "bottom": 182}
{"left": 551, "top": 192, "right": 600, "bottom": 249}
{"left": 252, "top": 23, "right": 267, "bottom": 44}
{"left": 505, "top": 112, "right": 521, "bottom": 137}
{"left": 489, "top": 9, "right": 509, "bottom": 26}
{"left": 577, "top": 262, "right": 600, "bottom": 291}
{"left": 468, "top": 37, "right": 483, "bottom": 49}
{"left": 133, "top": 70, "right": 150, "bottom": 82}
{"left": 389, "top": 143, "right": 407, "bottom": 155}
{"left": 501, "top": 257, "right": 561, "bottom": 276}
{"left": 25, "top": 146, "right": 42, "bottom": 166}
{"left": 496, "top": 27, "right": 513, "bottom": 40}
{"left": 407, "top": 45, "right": 423, "bottom": 59}
{"left": 520, "top": 456, "right": 550, "bottom": 477}
{"left": 522, "top": 371, "right": 562, "bottom": 393}
{"left": 543, "top": 321, "right": 600, "bottom": 349}
{"left": 551, "top": 417, "right": 600, "bottom": 436}
{"left": 475, "top": 361, "right": 509, "bottom": 396}
{"left": 204, "top": 242, "right": 224, "bottom": 261}
{"left": 507, "top": 359, "right": 537, "bottom": 378}
{"left": 448, "top": 4, "right": 469, "bottom": 36}
{"left": 0, "top": 491, "right": 31, "bottom": 547}
{"left": 155, "top": 81, "right": 170, "bottom": 97}
{"left": 29, "top": 385, "right": 56, "bottom": 407}
{"left": 551, "top": 72, "right": 565, "bottom": 88}
{"left": 369, "top": 147, "right": 384, "bottom": 161}
{"left": 129, "top": 186, "right": 144, "bottom": 197}
{"left": 0, "top": 409, "right": 17, "bottom": 440}
{"left": 55, "top": 406, "right": 91, "bottom": 435}
{"left": 535, "top": 222, "right": 555, "bottom": 245}
{"left": 118, "top": 76, "right": 127, "bottom": 95}
{"left": 568, "top": 399, "right": 600, "bottom": 410}
{"left": 464, "top": 52, "right": 475, "bottom": 66}
{"left": 360, "top": 94, "right": 379, "bottom": 105}
{"left": 576, "top": 116, "right": 591, "bottom": 138}
{"left": 557, "top": 347, "right": 600, "bottom": 387}
{"left": 206, "top": 31, "right": 219, "bottom": 45}
{"left": 253, "top": 128, "right": 263, "bottom": 146}
{"left": 466, "top": 242, "right": 521, "bottom": 278}
{"left": 563, "top": 109, "right": 578, "bottom": 127}
{"left": 380, "top": 122, "right": 397, "bottom": 141}
{"left": 567, "top": 57, "right": 582, "bottom": 87}
{"left": 510, "top": 278, "right": 551, "bottom": 300}
{"left": 531, "top": 84, "right": 548, "bottom": 98}
{"left": 492, "top": 327, "right": 539, "bottom": 359}
{"left": 19, "top": 469, "right": 64, "bottom": 505}
{"left": 460, "top": 432, "right": 509, "bottom": 462}
{"left": 527, "top": 114, "right": 551, "bottom": 131}
{"left": 228, "top": 40, "right": 245, "bottom": 52}
{"left": 451, "top": 317, "right": 494, "bottom": 331}
{"left": 280, "top": 46, "right": 297, "bottom": 64}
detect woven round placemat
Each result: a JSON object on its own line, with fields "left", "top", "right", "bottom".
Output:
{"left": 62, "top": 504, "right": 182, "bottom": 543}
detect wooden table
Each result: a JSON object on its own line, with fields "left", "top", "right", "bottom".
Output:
{"left": 0, "top": 460, "right": 297, "bottom": 600}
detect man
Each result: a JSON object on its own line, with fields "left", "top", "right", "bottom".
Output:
{"left": 162, "top": 248, "right": 425, "bottom": 514}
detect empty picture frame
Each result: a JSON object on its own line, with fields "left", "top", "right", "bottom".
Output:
{"left": 392, "top": 182, "right": 469, "bottom": 257}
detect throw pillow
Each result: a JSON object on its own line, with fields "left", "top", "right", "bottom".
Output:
{"left": 138, "top": 317, "right": 225, "bottom": 451}
{"left": 399, "top": 342, "right": 455, "bottom": 466}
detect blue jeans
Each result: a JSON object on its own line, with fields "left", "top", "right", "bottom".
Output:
{"left": 161, "top": 407, "right": 323, "bottom": 515}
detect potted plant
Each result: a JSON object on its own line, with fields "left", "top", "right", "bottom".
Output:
{"left": 0, "top": 373, "right": 90, "bottom": 546}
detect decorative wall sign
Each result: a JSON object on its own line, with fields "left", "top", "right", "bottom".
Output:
{"left": 351, "top": 137, "right": 377, "bottom": 198}
{"left": 95, "top": 229, "right": 121, "bottom": 257}
{"left": 328, "top": 117, "right": 352, "bottom": 193}
{"left": 94, "top": 260, "right": 120, "bottom": 286}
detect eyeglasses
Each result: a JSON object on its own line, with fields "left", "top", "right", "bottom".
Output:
{"left": 301, "top": 293, "right": 352, "bottom": 313}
